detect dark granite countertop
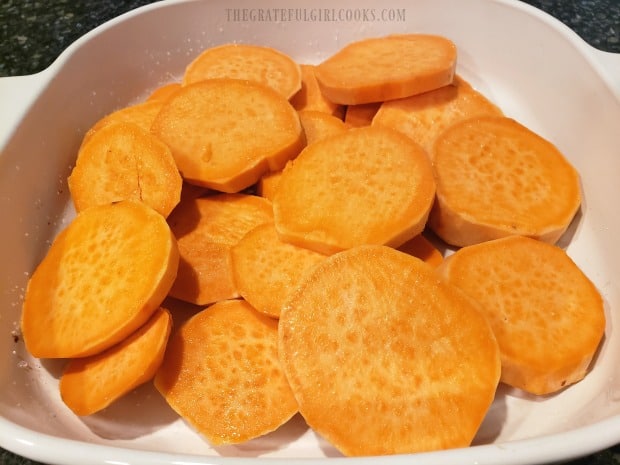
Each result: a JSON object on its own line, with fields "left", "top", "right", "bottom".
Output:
{"left": 1, "top": 1, "right": 619, "bottom": 464}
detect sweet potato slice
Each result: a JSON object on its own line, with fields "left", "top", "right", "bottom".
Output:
{"left": 21, "top": 201, "right": 179, "bottom": 358}
{"left": 154, "top": 299, "right": 298, "bottom": 445}
{"left": 273, "top": 126, "right": 436, "bottom": 254}
{"left": 372, "top": 75, "right": 502, "bottom": 154}
{"left": 230, "top": 222, "right": 327, "bottom": 318}
{"left": 167, "top": 193, "right": 274, "bottom": 306}
{"left": 315, "top": 34, "right": 456, "bottom": 105}
{"left": 68, "top": 122, "right": 182, "bottom": 218}
{"left": 428, "top": 116, "right": 582, "bottom": 247}
{"left": 80, "top": 99, "right": 164, "bottom": 149}
{"left": 298, "top": 110, "right": 348, "bottom": 145}
{"left": 344, "top": 102, "right": 381, "bottom": 128}
{"left": 397, "top": 233, "right": 443, "bottom": 267}
{"left": 279, "top": 245, "right": 500, "bottom": 456}
{"left": 183, "top": 43, "right": 302, "bottom": 99}
{"left": 151, "top": 78, "right": 305, "bottom": 193}
{"left": 59, "top": 307, "right": 172, "bottom": 416}
{"left": 437, "top": 235, "right": 605, "bottom": 395}
{"left": 290, "top": 64, "right": 345, "bottom": 118}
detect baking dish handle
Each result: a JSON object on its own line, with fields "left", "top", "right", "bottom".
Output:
{"left": 588, "top": 48, "right": 620, "bottom": 99}
{"left": 0, "top": 71, "right": 50, "bottom": 148}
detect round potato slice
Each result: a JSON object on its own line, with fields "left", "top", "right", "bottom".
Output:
{"left": 80, "top": 99, "right": 164, "bottom": 149}
{"left": 60, "top": 307, "right": 172, "bottom": 416}
{"left": 428, "top": 116, "right": 582, "bottom": 247}
{"left": 372, "top": 75, "right": 503, "bottom": 155}
{"left": 154, "top": 299, "right": 298, "bottom": 445}
{"left": 183, "top": 43, "right": 302, "bottom": 99}
{"left": 230, "top": 222, "right": 327, "bottom": 318}
{"left": 167, "top": 193, "right": 274, "bottom": 306}
{"left": 315, "top": 34, "right": 457, "bottom": 105}
{"left": 68, "top": 122, "right": 182, "bottom": 218}
{"left": 21, "top": 201, "right": 179, "bottom": 358}
{"left": 273, "top": 126, "right": 436, "bottom": 255}
{"left": 151, "top": 78, "right": 305, "bottom": 193}
{"left": 279, "top": 245, "right": 501, "bottom": 456}
{"left": 437, "top": 235, "right": 606, "bottom": 395}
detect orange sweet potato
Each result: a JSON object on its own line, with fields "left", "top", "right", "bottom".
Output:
{"left": 68, "top": 122, "right": 182, "bottom": 218}
{"left": 437, "top": 235, "right": 606, "bottom": 395}
{"left": 428, "top": 116, "right": 582, "bottom": 247}
{"left": 273, "top": 126, "right": 436, "bottom": 254}
{"left": 80, "top": 99, "right": 164, "bottom": 149}
{"left": 372, "top": 75, "right": 502, "bottom": 155}
{"left": 167, "top": 193, "right": 274, "bottom": 306}
{"left": 59, "top": 307, "right": 172, "bottom": 416}
{"left": 230, "top": 222, "right": 327, "bottom": 318}
{"left": 151, "top": 78, "right": 305, "bottom": 193}
{"left": 154, "top": 299, "right": 298, "bottom": 445}
{"left": 183, "top": 43, "right": 302, "bottom": 99}
{"left": 315, "top": 34, "right": 456, "bottom": 105}
{"left": 21, "top": 201, "right": 179, "bottom": 358}
{"left": 279, "top": 245, "right": 500, "bottom": 456}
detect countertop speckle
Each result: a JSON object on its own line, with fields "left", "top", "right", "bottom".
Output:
{"left": 1, "top": 1, "right": 619, "bottom": 464}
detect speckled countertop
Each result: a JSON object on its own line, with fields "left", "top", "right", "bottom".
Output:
{"left": 1, "top": 1, "right": 620, "bottom": 464}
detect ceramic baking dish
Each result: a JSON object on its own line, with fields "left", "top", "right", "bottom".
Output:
{"left": 1, "top": 0, "right": 619, "bottom": 464}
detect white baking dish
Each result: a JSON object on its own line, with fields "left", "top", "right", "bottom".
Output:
{"left": 1, "top": 0, "right": 619, "bottom": 464}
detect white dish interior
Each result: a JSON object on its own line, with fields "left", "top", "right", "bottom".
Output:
{"left": 1, "top": 0, "right": 620, "bottom": 464}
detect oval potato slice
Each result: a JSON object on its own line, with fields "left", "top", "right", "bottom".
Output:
{"left": 154, "top": 299, "right": 298, "bottom": 445}
{"left": 151, "top": 78, "right": 305, "bottom": 193}
{"left": 68, "top": 122, "right": 182, "bottom": 218}
{"left": 437, "top": 235, "right": 606, "bottom": 395}
{"left": 279, "top": 245, "right": 500, "bottom": 456}
{"left": 59, "top": 307, "right": 172, "bottom": 416}
{"left": 21, "top": 201, "right": 179, "bottom": 358}
{"left": 273, "top": 126, "right": 436, "bottom": 254}
{"left": 167, "top": 193, "right": 274, "bottom": 306}
{"left": 315, "top": 34, "right": 457, "bottom": 105}
{"left": 428, "top": 116, "right": 582, "bottom": 246}
{"left": 183, "top": 43, "right": 302, "bottom": 99}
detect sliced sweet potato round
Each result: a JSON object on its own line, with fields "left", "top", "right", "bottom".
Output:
{"left": 372, "top": 75, "right": 503, "bottom": 155}
{"left": 230, "top": 222, "right": 327, "bottom": 318}
{"left": 21, "top": 201, "right": 179, "bottom": 358}
{"left": 59, "top": 307, "right": 172, "bottom": 416}
{"left": 437, "top": 235, "right": 606, "bottom": 395}
{"left": 279, "top": 245, "right": 500, "bottom": 456}
{"left": 183, "top": 43, "right": 302, "bottom": 99}
{"left": 428, "top": 116, "right": 582, "bottom": 247}
{"left": 315, "top": 34, "right": 456, "bottom": 105}
{"left": 154, "top": 299, "right": 298, "bottom": 445}
{"left": 273, "top": 126, "right": 436, "bottom": 254}
{"left": 151, "top": 78, "right": 305, "bottom": 193}
{"left": 80, "top": 99, "right": 164, "bottom": 149}
{"left": 68, "top": 122, "right": 182, "bottom": 218}
{"left": 167, "top": 193, "right": 274, "bottom": 306}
